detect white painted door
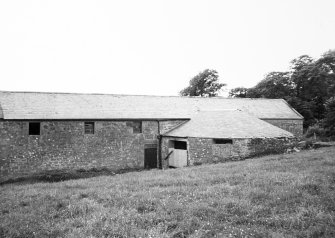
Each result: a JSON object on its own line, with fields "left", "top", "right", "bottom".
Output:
{"left": 169, "top": 149, "right": 187, "bottom": 167}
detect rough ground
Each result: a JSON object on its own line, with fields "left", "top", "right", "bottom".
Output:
{"left": 1, "top": 147, "right": 335, "bottom": 237}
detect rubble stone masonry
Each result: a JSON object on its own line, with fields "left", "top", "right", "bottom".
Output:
{"left": 263, "top": 119, "right": 303, "bottom": 137}
{"left": 0, "top": 118, "right": 300, "bottom": 181}
{"left": 187, "top": 137, "right": 296, "bottom": 166}
{"left": 159, "top": 120, "right": 187, "bottom": 134}
{"left": 0, "top": 120, "right": 161, "bottom": 182}
{"left": 161, "top": 136, "right": 296, "bottom": 168}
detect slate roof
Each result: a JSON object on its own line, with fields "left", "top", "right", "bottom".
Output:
{"left": 163, "top": 110, "right": 294, "bottom": 138}
{"left": 0, "top": 91, "right": 303, "bottom": 120}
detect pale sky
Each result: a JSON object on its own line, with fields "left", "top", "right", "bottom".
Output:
{"left": 0, "top": 0, "right": 334, "bottom": 96}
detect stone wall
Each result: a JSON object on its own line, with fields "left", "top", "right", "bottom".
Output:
{"left": 187, "top": 138, "right": 251, "bottom": 165}
{"left": 247, "top": 137, "right": 296, "bottom": 157}
{"left": 159, "top": 120, "right": 188, "bottom": 134}
{"left": 263, "top": 119, "right": 303, "bottom": 137}
{"left": 0, "top": 120, "right": 160, "bottom": 182}
{"left": 0, "top": 118, "right": 299, "bottom": 181}
{"left": 161, "top": 136, "right": 295, "bottom": 168}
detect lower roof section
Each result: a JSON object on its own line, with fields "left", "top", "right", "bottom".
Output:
{"left": 163, "top": 110, "right": 294, "bottom": 139}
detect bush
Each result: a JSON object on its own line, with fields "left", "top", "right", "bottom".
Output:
{"left": 305, "top": 123, "right": 326, "bottom": 138}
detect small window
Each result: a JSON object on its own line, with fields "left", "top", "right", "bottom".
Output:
{"left": 127, "top": 121, "right": 142, "bottom": 133}
{"left": 84, "top": 122, "right": 95, "bottom": 134}
{"left": 133, "top": 121, "right": 142, "bottom": 133}
{"left": 213, "top": 139, "right": 233, "bottom": 144}
{"left": 174, "top": 141, "right": 187, "bottom": 150}
{"left": 29, "top": 122, "right": 40, "bottom": 135}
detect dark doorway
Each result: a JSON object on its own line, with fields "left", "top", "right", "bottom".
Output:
{"left": 144, "top": 147, "right": 157, "bottom": 169}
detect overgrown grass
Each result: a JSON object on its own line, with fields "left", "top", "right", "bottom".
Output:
{"left": 1, "top": 147, "right": 335, "bottom": 237}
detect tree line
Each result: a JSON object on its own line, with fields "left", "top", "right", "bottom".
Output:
{"left": 180, "top": 50, "right": 335, "bottom": 137}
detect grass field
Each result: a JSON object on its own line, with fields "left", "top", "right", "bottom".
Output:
{"left": 1, "top": 147, "right": 335, "bottom": 238}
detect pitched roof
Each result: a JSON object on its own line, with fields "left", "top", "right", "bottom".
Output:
{"left": 0, "top": 91, "right": 303, "bottom": 120}
{"left": 163, "top": 110, "right": 294, "bottom": 139}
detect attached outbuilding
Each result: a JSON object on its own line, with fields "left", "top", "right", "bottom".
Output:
{"left": 161, "top": 110, "right": 295, "bottom": 168}
{"left": 0, "top": 91, "right": 303, "bottom": 182}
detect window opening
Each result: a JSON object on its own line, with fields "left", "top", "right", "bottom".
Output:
{"left": 174, "top": 141, "right": 187, "bottom": 150}
{"left": 84, "top": 122, "right": 95, "bottom": 134}
{"left": 29, "top": 122, "right": 40, "bottom": 135}
{"left": 213, "top": 139, "right": 233, "bottom": 144}
{"left": 127, "top": 121, "right": 142, "bottom": 133}
{"left": 133, "top": 121, "right": 142, "bottom": 133}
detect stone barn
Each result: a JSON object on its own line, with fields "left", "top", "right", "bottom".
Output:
{"left": 0, "top": 91, "right": 303, "bottom": 182}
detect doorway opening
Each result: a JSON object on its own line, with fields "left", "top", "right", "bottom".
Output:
{"left": 168, "top": 140, "right": 188, "bottom": 168}
{"left": 144, "top": 144, "right": 158, "bottom": 169}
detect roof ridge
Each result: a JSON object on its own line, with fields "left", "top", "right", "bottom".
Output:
{"left": 0, "top": 90, "right": 284, "bottom": 100}
{"left": 0, "top": 91, "right": 303, "bottom": 120}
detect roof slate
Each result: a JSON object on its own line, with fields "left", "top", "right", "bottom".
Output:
{"left": 163, "top": 110, "right": 294, "bottom": 138}
{"left": 0, "top": 91, "right": 303, "bottom": 120}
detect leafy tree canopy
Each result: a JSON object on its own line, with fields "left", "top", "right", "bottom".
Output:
{"left": 180, "top": 69, "right": 225, "bottom": 97}
{"left": 228, "top": 87, "right": 248, "bottom": 98}
{"left": 229, "top": 49, "right": 335, "bottom": 129}
{"left": 247, "top": 72, "right": 294, "bottom": 100}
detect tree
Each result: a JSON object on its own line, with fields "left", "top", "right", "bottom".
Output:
{"left": 180, "top": 69, "right": 225, "bottom": 97}
{"left": 290, "top": 55, "right": 314, "bottom": 71}
{"left": 290, "top": 52, "right": 335, "bottom": 121}
{"left": 229, "top": 87, "right": 248, "bottom": 98}
{"left": 227, "top": 50, "right": 335, "bottom": 130}
{"left": 229, "top": 72, "right": 295, "bottom": 99}
{"left": 246, "top": 72, "right": 294, "bottom": 100}
{"left": 316, "top": 50, "right": 335, "bottom": 96}
{"left": 324, "top": 97, "right": 335, "bottom": 136}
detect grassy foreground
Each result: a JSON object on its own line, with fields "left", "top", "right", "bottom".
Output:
{"left": 1, "top": 148, "right": 335, "bottom": 238}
